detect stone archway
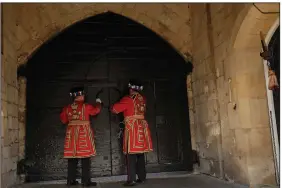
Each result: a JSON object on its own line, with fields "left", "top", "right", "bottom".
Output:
{"left": 188, "top": 3, "right": 279, "bottom": 186}
{"left": 228, "top": 3, "right": 279, "bottom": 186}
{"left": 262, "top": 18, "right": 280, "bottom": 184}
{"left": 18, "top": 10, "right": 193, "bottom": 182}
{"left": 2, "top": 4, "right": 194, "bottom": 187}
{"left": 4, "top": 3, "right": 193, "bottom": 66}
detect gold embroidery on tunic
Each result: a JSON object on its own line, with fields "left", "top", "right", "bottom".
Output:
{"left": 69, "top": 103, "right": 81, "bottom": 120}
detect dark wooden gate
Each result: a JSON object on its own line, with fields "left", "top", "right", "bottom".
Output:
{"left": 23, "top": 12, "right": 193, "bottom": 181}
{"left": 85, "top": 83, "right": 126, "bottom": 177}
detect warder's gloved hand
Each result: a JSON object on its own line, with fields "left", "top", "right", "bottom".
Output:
{"left": 96, "top": 98, "right": 102, "bottom": 103}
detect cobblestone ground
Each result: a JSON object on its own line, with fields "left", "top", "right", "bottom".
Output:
{"left": 13, "top": 174, "right": 249, "bottom": 188}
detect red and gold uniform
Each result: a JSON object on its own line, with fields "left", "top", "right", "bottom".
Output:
{"left": 111, "top": 92, "right": 153, "bottom": 154}
{"left": 60, "top": 101, "right": 101, "bottom": 158}
{"left": 111, "top": 81, "right": 153, "bottom": 186}
{"left": 61, "top": 87, "right": 101, "bottom": 186}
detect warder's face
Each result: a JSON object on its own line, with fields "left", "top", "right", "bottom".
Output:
{"left": 75, "top": 95, "right": 85, "bottom": 102}
{"left": 129, "top": 89, "right": 139, "bottom": 95}
{"left": 129, "top": 88, "right": 135, "bottom": 94}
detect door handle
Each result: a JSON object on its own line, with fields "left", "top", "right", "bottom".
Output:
{"left": 95, "top": 89, "right": 104, "bottom": 99}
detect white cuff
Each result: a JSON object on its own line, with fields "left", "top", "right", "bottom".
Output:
{"left": 96, "top": 98, "right": 102, "bottom": 103}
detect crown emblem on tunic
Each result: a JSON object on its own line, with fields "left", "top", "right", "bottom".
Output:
{"left": 72, "top": 114, "right": 79, "bottom": 120}
{"left": 71, "top": 103, "right": 78, "bottom": 110}
{"left": 137, "top": 104, "right": 145, "bottom": 112}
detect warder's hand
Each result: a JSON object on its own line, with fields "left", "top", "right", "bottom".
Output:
{"left": 96, "top": 98, "right": 102, "bottom": 103}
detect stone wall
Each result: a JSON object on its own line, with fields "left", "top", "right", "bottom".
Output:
{"left": 3, "top": 3, "right": 193, "bottom": 66}
{"left": 18, "top": 77, "right": 26, "bottom": 161}
{"left": 190, "top": 3, "right": 279, "bottom": 186}
{"left": 2, "top": 4, "right": 22, "bottom": 187}
{"left": 228, "top": 5, "right": 279, "bottom": 185}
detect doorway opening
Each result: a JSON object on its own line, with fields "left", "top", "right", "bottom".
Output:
{"left": 267, "top": 25, "right": 280, "bottom": 184}
{"left": 268, "top": 26, "right": 280, "bottom": 143}
{"left": 21, "top": 12, "right": 193, "bottom": 181}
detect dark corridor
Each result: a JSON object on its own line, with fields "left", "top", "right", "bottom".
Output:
{"left": 21, "top": 12, "right": 193, "bottom": 181}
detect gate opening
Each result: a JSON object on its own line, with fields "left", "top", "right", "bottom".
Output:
{"left": 21, "top": 12, "right": 193, "bottom": 181}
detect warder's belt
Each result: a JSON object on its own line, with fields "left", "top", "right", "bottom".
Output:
{"left": 68, "top": 120, "right": 90, "bottom": 126}
{"left": 125, "top": 115, "right": 145, "bottom": 120}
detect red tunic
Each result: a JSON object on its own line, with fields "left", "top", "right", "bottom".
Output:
{"left": 111, "top": 92, "right": 153, "bottom": 154}
{"left": 60, "top": 101, "right": 101, "bottom": 158}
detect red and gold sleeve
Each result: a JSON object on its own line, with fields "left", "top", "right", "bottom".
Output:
{"left": 60, "top": 107, "right": 69, "bottom": 124}
{"left": 111, "top": 96, "right": 131, "bottom": 114}
{"left": 86, "top": 103, "right": 101, "bottom": 116}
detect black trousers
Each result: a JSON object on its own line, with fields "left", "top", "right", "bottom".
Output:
{"left": 67, "top": 158, "right": 91, "bottom": 183}
{"left": 126, "top": 153, "right": 146, "bottom": 182}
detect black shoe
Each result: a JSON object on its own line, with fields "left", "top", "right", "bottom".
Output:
{"left": 82, "top": 181, "right": 97, "bottom": 187}
{"left": 66, "top": 180, "right": 79, "bottom": 186}
{"left": 123, "top": 181, "right": 136, "bottom": 186}
{"left": 136, "top": 179, "right": 145, "bottom": 184}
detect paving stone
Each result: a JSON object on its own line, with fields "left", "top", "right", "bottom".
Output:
{"left": 12, "top": 174, "right": 248, "bottom": 188}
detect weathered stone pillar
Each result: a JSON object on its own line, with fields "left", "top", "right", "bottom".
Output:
{"left": 187, "top": 74, "right": 196, "bottom": 150}
{"left": 225, "top": 48, "right": 276, "bottom": 185}
{"left": 18, "top": 76, "right": 26, "bottom": 160}
{"left": 1, "top": 58, "right": 21, "bottom": 187}
{"left": 189, "top": 3, "right": 224, "bottom": 178}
